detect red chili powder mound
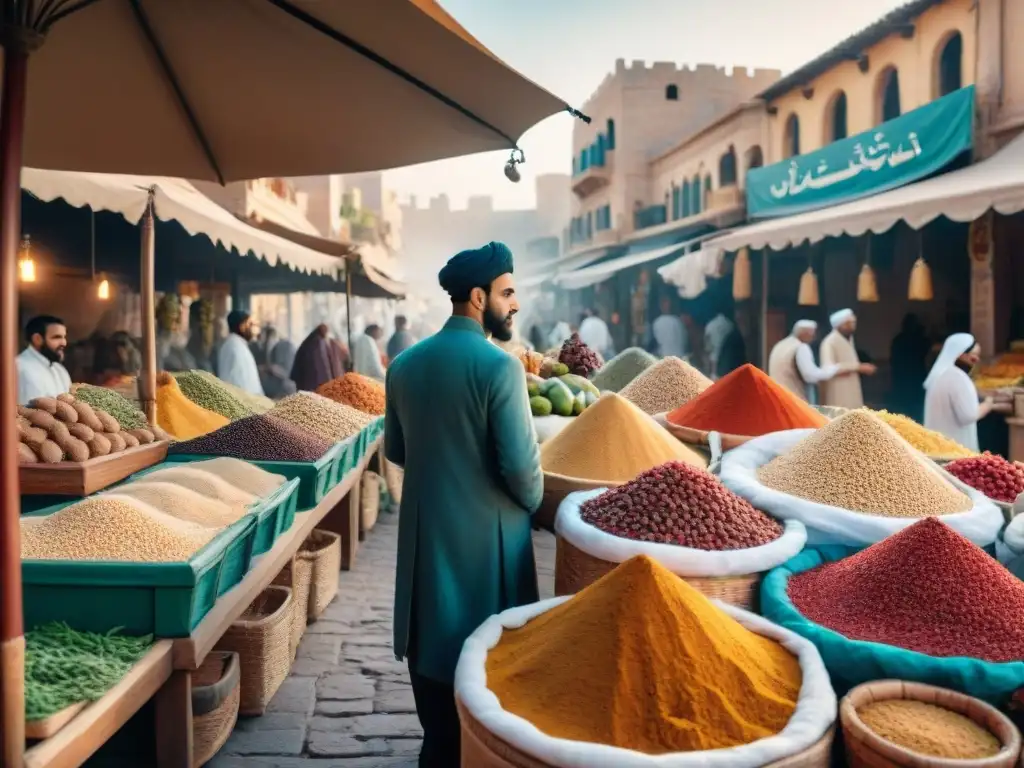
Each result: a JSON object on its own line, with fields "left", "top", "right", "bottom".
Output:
{"left": 667, "top": 364, "right": 827, "bottom": 436}
{"left": 787, "top": 518, "right": 1024, "bottom": 662}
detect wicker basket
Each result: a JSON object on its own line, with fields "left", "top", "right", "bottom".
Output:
{"left": 361, "top": 471, "right": 381, "bottom": 534}
{"left": 457, "top": 698, "right": 834, "bottom": 768}
{"left": 841, "top": 680, "right": 1021, "bottom": 768}
{"left": 385, "top": 462, "right": 403, "bottom": 506}
{"left": 214, "top": 586, "right": 292, "bottom": 716}
{"left": 301, "top": 529, "right": 341, "bottom": 620}
{"left": 554, "top": 535, "right": 762, "bottom": 609}
{"left": 191, "top": 651, "right": 239, "bottom": 767}
{"left": 272, "top": 556, "right": 313, "bottom": 658}
{"left": 535, "top": 472, "right": 619, "bottom": 533}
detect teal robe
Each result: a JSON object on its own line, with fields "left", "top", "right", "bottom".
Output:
{"left": 385, "top": 316, "right": 543, "bottom": 684}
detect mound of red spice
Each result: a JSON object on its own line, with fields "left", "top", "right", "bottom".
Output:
{"left": 666, "top": 364, "right": 827, "bottom": 436}
{"left": 946, "top": 452, "right": 1024, "bottom": 503}
{"left": 787, "top": 517, "right": 1024, "bottom": 662}
{"left": 579, "top": 461, "right": 783, "bottom": 550}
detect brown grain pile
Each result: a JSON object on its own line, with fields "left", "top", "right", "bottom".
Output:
{"left": 112, "top": 482, "right": 248, "bottom": 527}
{"left": 187, "top": 457, "right": 286, "bottom": 498}
{"left": 620, "top": 357, "right": 711, "bottom": 415}
{"left": 134, "top": 466, "right": 257, "bottom": 509}
{"left": 316, "top": 373, "right": 386, "bottom": 415}
{"left": 857, "top": 700, "right": 1000, "bottom": 759}
{"left": 757, "top": 410, "right": 972, "bottom": 517}
{"left": 271, "top": 392, "right": 375, "bottom": 442}
{"left": 21, "top": 495, "right": 215, "bottom": 562}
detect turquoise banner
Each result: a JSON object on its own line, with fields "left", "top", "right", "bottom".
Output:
{"left": 747, "top": 85, "right": 975, "bottom": 219}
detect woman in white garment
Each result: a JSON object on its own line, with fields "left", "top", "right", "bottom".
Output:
{"left": 923, "top": 333, "right": 993, "bottom": 452}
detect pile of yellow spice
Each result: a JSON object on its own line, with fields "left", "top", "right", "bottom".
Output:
{"left": 857, "top": 699, "right": 1000, "bottom": 759}
{"left": 870, "top": 409, "right": 976, "bottom": 459}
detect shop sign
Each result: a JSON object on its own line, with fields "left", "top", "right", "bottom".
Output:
{"left": 747, "top": 85, "right": 975, "bottom": 219}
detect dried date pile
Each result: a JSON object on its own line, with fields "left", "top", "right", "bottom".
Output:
{"left": 579, "top": 461, "right": 783, "bottom": 550}
{"left": 945, "top": 452, "right": 1024, "bottom": 503}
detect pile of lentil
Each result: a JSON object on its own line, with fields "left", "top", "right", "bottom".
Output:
{"left": 620, "top": 356, "right": 711, "bottom": 415}
{"left": 71, "top": 384, "right": 149, "bottom": 431}
{"left": 788, "top": 517, "right": 1024, "bottom": 661}
{"left": 486, "top": 555, "right": 802, "bottom": 753}
{"left": 21, "top": 496, "right": 216, "bottom": 562}
{"left": 188, "top": 457, "right": 286, "bottom": 497}
{"left": 590, "top": 347, "right": 658, "bottom": 393}
{"left": 168, "top": 413, "right": 332, "bottom": 462}
{"left": 192, "top": 369, "right": 274, "bottom": 414}
{"left": 540, "top": 393, "right": 706, "bottom": 482}
{"left": 271, "top": 392, "right": 375, "bottom": 442}
{"left": 112, "top": 482, "right": 246, "bottom": 528}
{"left": 871, "top": 409, "right": 976, "bottom": 459}
{"left": 757, "top": 410, "right": 972, "bottom": 517}
{"left": 316, "top": 373, "right": 386, "bottom": 415}
{"left": 156, "top": 373, "right": 229, "bottom": 439}
{"left": 945, "top": 452, "right": 1024, "bottom": 503}
{"left": 135, "top": 465, "right": 257, "bottom": 508}
{"left": 857, "top": 699, "right": 1000, "bottom": 759}
{"left": 580, "top": 461, "right": 783, "bottom": 549}
{"left": 174, "top": 370, "right": 255, "bottom": 421}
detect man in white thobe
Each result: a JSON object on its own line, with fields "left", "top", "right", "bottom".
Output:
{"left": 353, "top": 324, "right": 387, "bottom": 381}
{"left": 768, "top": 320, "right": 869, "bottom": 403}
{"left": 578, "top": 310, "right": 614, "bottom": 359}
{"left": 819, "top": 309, "right": 876, "bottom": 408}
{"left": 651, "top": 298, "right": 688, "bottom": 359}
{"left": 704, "top": 312, "right": 735, "bottom": 379}
{"left": 16, "top": 315, "right": 72, "bottom": 405}
{"left": 924, "top": 333, "right": 993, "bottom": 453}
{"left": 217, "top": 310, "right": 265, "bottom": 396}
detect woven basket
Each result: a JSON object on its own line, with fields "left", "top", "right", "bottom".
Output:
{"left": 361, "top": 471, "right": 381, "bottom": 534}
{"left": 215, "top": 586, "right": 292, "bottom": 716}
{"left": 191, "top": 651, "right": 239, "bottom": 767}
{"left": 272, "top": 557, "right": 313, "bottom": 658}
{"left": 301, "top": 529, "right": 341, "bottom": 621}
{"left": 841, "top": 680, "right": 1021, "bottom": 768}
{"left": 385, "top": 462, "right": 403, "bottom": 506}
{"left": 457, "top": 698, "right": 834, "bottom": 768}
{"left": 536, "top": 472, "right": 620, "bottom": 533}
{"left": 554, "top": 535, "right": 762, "bottom": 610}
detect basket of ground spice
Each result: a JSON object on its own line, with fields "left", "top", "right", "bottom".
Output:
{"left": 619, "top": 356, "right": 712, "bottom": 415}
{"left": 871, "top": 409, "right": 977, "bottom": 461}
{"left": 841, "top": 680, "right": 1020, "bottom": 768}
{"left": 761, "top": 518, "right": 1024, "bottom": 703}
{"left": 537, "top": 393, "right": 707, "bottom": 532}
{"left": 553, "top": 462, "right": 806, "bottom": 608}
{"left": 719, "top": 410, "right": 1003, "bottom": 547}
{"left": 316, "top": 373, "right": 386, "bottom": 415}
{"left": 662, "top": 364, "right": 827, "bottom": 448}
{"left": 455, "top": 555, "right": 836, "bottom": 768}
{"left": 590, "top": 347, "right": 658, "bottom": 393}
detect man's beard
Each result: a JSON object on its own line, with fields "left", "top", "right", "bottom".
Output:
{"left": 483, "top": 303, "right": 514, "bottom": 342}
{"left": 41, "top": 344, "right": 64, "bottom": 364}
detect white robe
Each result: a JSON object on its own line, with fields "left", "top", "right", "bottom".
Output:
{"left": 924, "top": 366, "right": 981, "bottom": 453}
{"left": 819, "top": 330, "right": 863, "bottom": 408}
{"left": 652, "top": 314, "right": 687, "bottom": 358}
{"left": 217, "top": 333, "right": 264, "bottom": 396}
{"left": 353, "top": 334, "right": 386, "bottom": 381}
{"left": 16, "top": 347, "right": 71, "bottom": 405}
{"left": 579, "top": 317, "right": 613, "bottom": 357}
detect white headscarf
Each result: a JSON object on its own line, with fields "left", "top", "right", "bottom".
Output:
{"left": 829, "top": 309, "right": 854, "bottom": 329}
{"left": 923, "top": 332, "right": 976, "bottom": 390}
{"left": 793, "top": 320, "right": 817, "bottom": 334}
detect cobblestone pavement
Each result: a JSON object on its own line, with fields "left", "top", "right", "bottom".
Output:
{"left": 211, "top": 510, "right": 557, "bottom": 768}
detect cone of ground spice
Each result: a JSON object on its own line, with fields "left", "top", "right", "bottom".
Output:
{"left": 590, "top": 348, "right": 658, "bottom": 393}
{"left": 620, "top": 356, "right": 711, "bottom": 415}
{"left": 155, "top": 373, "right": 229, "bottom": 440}
{"left": 316, "top": 373, "right": 386, "bottom": 416}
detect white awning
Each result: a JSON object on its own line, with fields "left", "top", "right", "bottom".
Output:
{"left": 21, "top": 169, "right": 345, "bottom": 276}
{"left": 699, "top": 131, "right": 1024, "bottom": 260}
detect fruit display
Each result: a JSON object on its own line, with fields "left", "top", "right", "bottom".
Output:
{"left": 528, "top": 374, "right": 599, "bottom": 418}
{"left": 557, "top": 333, "right": 601, "bottom": 378}
{"left": 518, "top": 350, "right": 543, "bottom": 376}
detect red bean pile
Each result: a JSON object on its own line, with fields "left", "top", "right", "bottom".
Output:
{"left": 788, "top": 517, "right": 1024, "bottom": 662}
{"left": 168, "top": 414, "right": 332, "bottom": 462}
{"left": 579, "top": 461, "right": 783, "bottom": 550}
{"left": 945, "top": 452, "right": 1024, "bottom": 503}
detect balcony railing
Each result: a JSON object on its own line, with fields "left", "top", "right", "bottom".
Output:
{"left": 634, "top": 204, "right": 667, "bottom": 231}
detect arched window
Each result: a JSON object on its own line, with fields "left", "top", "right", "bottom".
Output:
{"left": 704, "top": 176, "right": 713, "bottom": 208}
{"left": 606, "top": 118, "right": 616, "bottom": 150}
{"left": 666, "top": 84, "right": 679, "bottom": 101}
{"left": 936, "top": 32, "right": 963, "bottom": 97}
{"left": 682, "top": 179, "right": 691, "bottom": 217}
{"left": 719, "top": 146, "right": 738, "bottom": 186}
{"left": 784, "top": 114, "right": 800, "bottom": 158}
{"left": 878, "top": 67, "right": 901, "bottom": 122}
{"left": 671, "top": 185, "right": 680, "bottom": 220}
{"left": 690, "top": 174, "right": 701, "bottom": 214}
{"left": 745, "top": 145, "right": 764, "bottom": 172}
{"left": 827, "top": 91, "right": 848, "bottom": 142}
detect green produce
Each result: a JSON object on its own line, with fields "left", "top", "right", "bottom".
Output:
{"left": 173, "top": 370, "right": 254, "bottom": 421}
{"left": 559, "top": 374, "right": 600, "bottom": 398}
{"left": 545, "top": 379, "right": 574, "bottom": 417}
{"left": 526, "top": 373, "right": 545, "bottom": 398}
{"left": 530, "top": 396, "right": 553, "bottom": 417}
{"left": 541, "top": 359, "right": 569, "bottom": 378}
{"left": 585, "top": 391, "right": 599, "bottom": 407}
{"left": 25, "top": 623, "right": 152, "bottom": 721}
{"left": 573, "top": 391, "right": 586, "bottom": 416}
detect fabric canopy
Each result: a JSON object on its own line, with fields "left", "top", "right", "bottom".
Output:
{"left": 699, "top": 132, "right": 1024, "bottom": 260}
{"left": 22, "top": 168, "right": 345, "bottom": 276}
{"left": 555, "top": 239, "right": 693, "bottom": 290}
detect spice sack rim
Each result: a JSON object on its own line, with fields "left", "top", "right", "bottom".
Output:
{"left": 718, "top": 429, "right": 1004, "bottom": 548}
{"left": 760, "top": 546, "right": 1024, "bottom": 704}
{"left": 455, "top": 595, "right": 837, "bottom": 768}
{"left": 555, "top": 489, "right": 807, "bottom": 578}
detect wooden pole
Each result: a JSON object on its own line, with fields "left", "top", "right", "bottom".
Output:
{"left": 0, "top": 44, "right": 29, "bottom": 768}
{"left": 139, "top": 192, "right": 158, "bottom": 424}
{"left": 345, "top": 265, "right": 353, "bottom": 373}
{"left": 760, "top": 248, "right": 769, "bottom": 369}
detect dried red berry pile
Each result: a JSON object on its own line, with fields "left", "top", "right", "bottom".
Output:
{"left": 558, "top": 333, "right": 601, "bottom": 378}
{"left": 579, "top": 461, "right": 783, "bottom": 550}
{"left": 945, "top": 452, "right": 1024, "bottom": 503}
{"left": 788, "top": 518, "right": 1024, "bottom": 662}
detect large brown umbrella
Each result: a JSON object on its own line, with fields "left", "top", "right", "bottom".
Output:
{"left": 0, "top": 1, "right": 586, "bottom": 759}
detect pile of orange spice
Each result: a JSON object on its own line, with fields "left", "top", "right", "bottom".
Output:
{"left": 316, "top": 373, "right": 386, "bottom": 416}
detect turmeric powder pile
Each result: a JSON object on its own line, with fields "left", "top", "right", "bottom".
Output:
{"left": 486, "top": 555, "right": 802, "bottom": 754}
{"left": 155, "top": 373, "right": 229, "bottom": 440}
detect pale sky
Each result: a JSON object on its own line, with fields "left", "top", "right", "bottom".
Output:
{"left": 384, "top": 0, "right": 912, "bottom": 211}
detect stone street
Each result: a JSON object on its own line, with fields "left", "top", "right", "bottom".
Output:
{"left": 210, "top": 510, "right": 557, "bottom": 768}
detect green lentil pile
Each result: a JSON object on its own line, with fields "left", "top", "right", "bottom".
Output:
{"left": 192, "top": 369, "right": 274, "bottom": 414}
{"left": 271, "top": 392, "right": 375, "bottom": 442}
{"left": 174, "top": 370, "right": 255, "bottom": 421}
{"left": 591, "top": 348, "right": 658, "bottom": 392}
{"left": 71, "top": 384, "right": 148, "bottom": 431}
{"left": 25, "top": 623, "right": 153, "bottom": 721}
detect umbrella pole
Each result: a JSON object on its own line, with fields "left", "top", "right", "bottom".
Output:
{"left": 0, "top": 45, "right": 29, "bottom": 766}
{"left": 139, "top": 193, "right": 158, "bottom": 424}
{"left": 345, "top": 267, "right": 353, "bottom": 372}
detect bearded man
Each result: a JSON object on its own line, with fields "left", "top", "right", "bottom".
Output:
{"left": 384, "top": 241, "right": 542, "bottom": 767}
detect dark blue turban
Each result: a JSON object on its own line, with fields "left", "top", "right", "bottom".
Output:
{"left": 438, "top": 241, "right": 514, "bottom": 301}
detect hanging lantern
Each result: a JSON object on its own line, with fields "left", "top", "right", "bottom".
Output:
{"left": 857, "top": 264, "right": 879, "bottom": 302}
{"left": 798, "top": 266, "right": 819, "bottom": 306}
{"left": 732, "top": 247, "right": 752, "bottom": 300}
{"left": 908, "top": 257, "right": 934, "bottom": 301}
{"left": 18, "top": 235, "right": 35, "bottom": 283}
{"left": 97, "top": 274, "right": 111, "bottom": 300}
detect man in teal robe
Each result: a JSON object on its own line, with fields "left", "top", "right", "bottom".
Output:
{"left": 385, "top": 241, "right": 542, "bottom": 767}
